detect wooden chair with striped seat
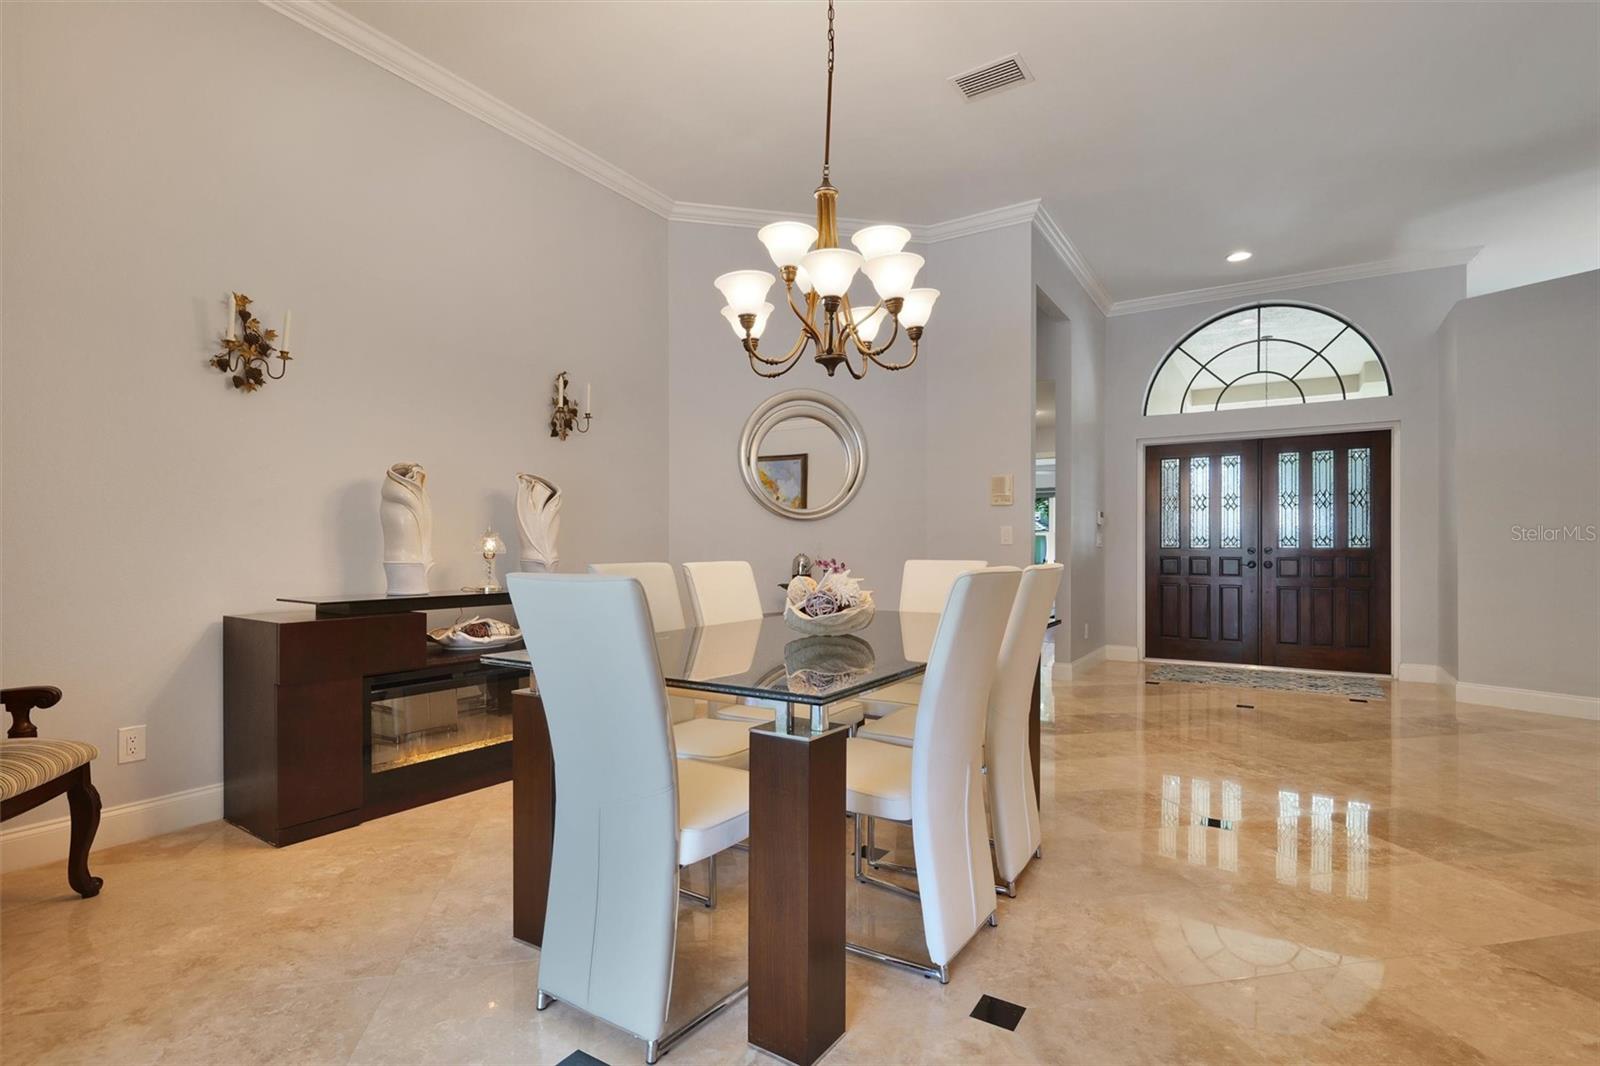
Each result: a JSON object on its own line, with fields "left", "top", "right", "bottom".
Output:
{"left": 1, "top": 686, "right": 103, "bottom": 898}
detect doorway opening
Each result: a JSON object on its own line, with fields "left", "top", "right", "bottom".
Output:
{"left": 1144, "top": 429, "right": 1391, "bottom": 674}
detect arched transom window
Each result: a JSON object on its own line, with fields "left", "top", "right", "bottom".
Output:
{"left": 1145, "top": 304, "right": 1390, "bottom": 415}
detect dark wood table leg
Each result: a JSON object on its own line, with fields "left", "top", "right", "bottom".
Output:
{"left": 1030, "top": 658, "right": 1042, "bottom": 807}
{"left": 512, "top": 689, "right": 555, "bottom": 947}
{"left": 748, "top": 721, "right": 846, "bottom": 1066}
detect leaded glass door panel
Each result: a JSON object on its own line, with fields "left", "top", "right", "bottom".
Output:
{"left": 1260, "top": 430, "right": 1390, "bottom": 673}
{"left": 1144, "top": 439, "right": 1261, "bottom": 664}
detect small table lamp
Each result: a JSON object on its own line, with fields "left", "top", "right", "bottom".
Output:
{"left": 465, "top": 528, "right": 506, "bottom": 593}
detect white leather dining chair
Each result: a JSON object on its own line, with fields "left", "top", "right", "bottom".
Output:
{"left": 588, "top": 557, "right": 736, "bottom": 713}
{"left": 859, "top": 564, "right": 1062, "bottom": 891}
{"left": 842, "top": 566, "right": 1020, "bottom": 983}
{"left": 860, "top": 558, "right": 987, "bottom": 717}
{"left": 986, "top": 563, "right": 1062, "bottom": 894}
{"left": 589, "top": 562, "right": 755, "bottom": 769}
{"left": 506, "top": 572, "right": 749, "bottom": 1064}
{"left": 682, "top": 561, "right": 865, "bottom": 730}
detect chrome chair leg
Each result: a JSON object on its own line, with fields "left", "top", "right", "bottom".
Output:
{"left": 1035, "top": 845, "right": 1043, "bottom": 859}
{"left": 987, "top": 910, "right": 999, "bottom": 927}
{"left": 846, "top": 941, "right": 948, "bottom": 983}
{"left": 644, "top": 983, "right": 748, "bottom": 1065}
{"left": 865, "top": 815, "right": 918, "bottom": 875}
{"left": 853, "top": 815, "right": 919, "bottom": 900}
{"left": 677, "top": 853, "right": 717, "bottom": 909}
{"left": 995, "top": 880, "right": 1017, "bottom": 897}
{"left": 536, "top": 989, "right": 554, "bottom": 1011}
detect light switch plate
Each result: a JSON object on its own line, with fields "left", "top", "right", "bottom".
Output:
{"left": 1000, "top": 525, "right": 1014, "bottom": 545}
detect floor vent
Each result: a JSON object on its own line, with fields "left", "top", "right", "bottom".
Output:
{"left": 950, "top": 54, "right": 1033, "bottom": 100}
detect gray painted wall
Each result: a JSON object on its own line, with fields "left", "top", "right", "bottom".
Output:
{"left": 1032, "top": 231, "right": 1108, "bottom": 664}
{"left": 1, "top": 2, "right": 669, "bottom": 822}
{"left": 1102, "top": 267, "right": 1466, "bottom": 669}
{"left": 1443, "top": 271, "right": 1600, "bottom": 697}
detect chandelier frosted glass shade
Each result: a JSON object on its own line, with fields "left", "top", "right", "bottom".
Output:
{"left": 840, "top": 304, "right": 888, "bottom": 343}
{"left": 861, "top": 252, "right": 924, "bottom": 301}
{"left": 714, "top": 270, "right": 776, "bottom": 316}
{"left": 757, "top": 221, "right": 819, "bottom": 269}
{"left": 850, "top": 225, "right": 911, "bottom": 260}
{"left": 722, "top": 302, "right": 775, "bottom": 339}
{"left": 800, "top": 248, "right": 864, "bottom": 298}
{"left": 898, "top": 288, "right": 939, "bottom": 329}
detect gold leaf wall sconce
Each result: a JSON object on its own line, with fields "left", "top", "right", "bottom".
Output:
{"left": 210, "top": 292, "right": 293, "bottom": 393}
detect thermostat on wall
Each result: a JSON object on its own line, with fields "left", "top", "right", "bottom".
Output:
{"left": 990, "top": 475, "right": 1014, "bottom": 506}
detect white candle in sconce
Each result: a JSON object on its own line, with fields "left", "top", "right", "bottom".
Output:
{"left": 585, "top": 382, "right": 592, "bottom": 415}
{"left": 281, "top": 311, "right": 291, "bottom": 352}
{"left": 226, "top": 294, "right": 236, "bottom": 341}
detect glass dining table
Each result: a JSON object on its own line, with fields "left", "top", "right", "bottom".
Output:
{"left": 486, "top": 609, "right": 1041, "bottom": 1066}
{"left": 484, "top": 608, "right": 943, "bottom": 734}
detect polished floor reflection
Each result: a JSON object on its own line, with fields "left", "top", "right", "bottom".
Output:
{"left": 3, "top": 658, "right": 1597, "bottom": 1064}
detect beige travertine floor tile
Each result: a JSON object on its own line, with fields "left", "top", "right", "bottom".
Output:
{"left": 4, "top": 659, "right": 1597, "bottom": 1065}
{"left": 1377, "top": 947, "right": 1600, "bottom": 1064}
{"left": 1487, "top": 929, "right": 1600, "bottom": 1003}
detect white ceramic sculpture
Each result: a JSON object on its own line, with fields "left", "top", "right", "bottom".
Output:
{"left": 380, "top": 462, "right": 434, "bottom": 594}
{"left": 515, "top": 473, "right": 562, "bottom": 572}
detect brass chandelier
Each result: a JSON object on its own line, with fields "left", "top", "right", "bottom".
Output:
{"left": 714, "top": 0, "right": 937, "bottom": 379}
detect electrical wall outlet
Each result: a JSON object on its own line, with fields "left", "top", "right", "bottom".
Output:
{"left": 1000, "top": 525, "right": 1014, "bottom": 545}
{"left": 118, "top": 725, "right": 146, "bottom": 764}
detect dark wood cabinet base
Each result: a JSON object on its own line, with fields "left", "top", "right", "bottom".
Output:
{"left": 223, "top": 607, "right": 520, "bottom": 847}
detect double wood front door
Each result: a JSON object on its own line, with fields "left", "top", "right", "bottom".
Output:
{"left": 1144, "top": 430, "right": 1390, "bottom": 674}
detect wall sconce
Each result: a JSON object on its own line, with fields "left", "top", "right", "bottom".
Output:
{"left": 550, "top": 371, "right": 594, "bottom": 440}
{"left": 210, "top": 293, "right": 292, "bottom": 393}
{"left": 464, "top": 527, "right": 506, "bottom": 593}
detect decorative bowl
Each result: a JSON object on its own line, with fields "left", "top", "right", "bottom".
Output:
{"left": 783, "top": 599, "right": 875, "bottom": 635}
{"left": 427, "top": 617, "right": 523, "bottom": 651}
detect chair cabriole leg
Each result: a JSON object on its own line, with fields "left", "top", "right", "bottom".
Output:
{"left": 65, "top": 766, "right": 102, "bottom": 899}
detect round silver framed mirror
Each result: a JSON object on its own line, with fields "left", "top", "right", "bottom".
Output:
{"left": 739, "top": 390, "right": 867, "bottom": 520}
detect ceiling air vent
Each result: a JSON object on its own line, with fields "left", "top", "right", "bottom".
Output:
{"left": 949, "top": 53, "right": 1033, "bottom": 100}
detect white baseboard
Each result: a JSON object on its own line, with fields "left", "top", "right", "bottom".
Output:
{"left": 1104, "top": 645, "right": 1139, "bottom": 662}
{"left": 1053, "top": 646, "right": 1107, "bottom": 680}
{"left": 1453, "top": 682, "right": 1600, "bottom": 722}
{"left": 1396, "top": 663, "right": 1456, "bottom": 686}
{"left": 0, "top": 782, "right": 223, "bottom": 874}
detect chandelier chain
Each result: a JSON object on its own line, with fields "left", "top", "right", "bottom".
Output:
{"left": 822, "top": 0, "right": 835, "bottom": 183}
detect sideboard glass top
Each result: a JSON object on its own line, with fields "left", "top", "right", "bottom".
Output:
{"left": 483, "top": 610, "right": 941, "bottom": 706}
{"left": 279, "top": 591, "right": 511, "bottom": 617}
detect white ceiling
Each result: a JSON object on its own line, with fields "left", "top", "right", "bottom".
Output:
{"left": 331, "top": 0, "right": 1600, "bottom": 302}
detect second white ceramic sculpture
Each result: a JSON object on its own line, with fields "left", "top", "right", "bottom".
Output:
{"left": 380, "top": 462, "right": 434, "bottom": 594}
{"left": 515, "top": 473, "right": 562, "bottom": 572}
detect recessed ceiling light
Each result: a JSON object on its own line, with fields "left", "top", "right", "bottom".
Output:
{"left": 1226, "top": 250, "right": 1253, "bottom": 263}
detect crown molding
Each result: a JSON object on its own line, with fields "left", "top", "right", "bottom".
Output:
{"left": 260, "top": 0, "right": 675, "bottom": 218}
{"left": 1106, "top": 247, "right": 1482, "bottom": 317}
{"left": 265, "top": 0, "right": 1468, "bottom": 324}
{"left": 1031, "top": 204, "right": 1113, "bottom": 315}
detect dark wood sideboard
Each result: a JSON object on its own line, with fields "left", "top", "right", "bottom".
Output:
{"left": 223, "top": 591, "right": 526, "bottom": 846}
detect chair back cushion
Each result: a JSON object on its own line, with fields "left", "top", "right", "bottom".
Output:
{"left": 0, "top": 739, "right": 98, "bottom": 802}
{"left": 986, "top": 563, "right": 1062, "bottom": 882}
{"left": 588, "top": 562, "right": 687, "bottom": 633}
{"left": 899, "top": 559, "right": 987, "bottom": 614}
{"left": 910, "top": 566, "right": 1021, "bottom": 965}
{"left": 506, "top": 572, "right": 678, "bottom": 1042}
{"left": 682, "top": 561, "right": 763, "bottom": 625}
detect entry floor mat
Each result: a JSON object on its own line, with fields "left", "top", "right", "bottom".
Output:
{"left": 1147, "top": 663, "right": 1387, "bottom": 700}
